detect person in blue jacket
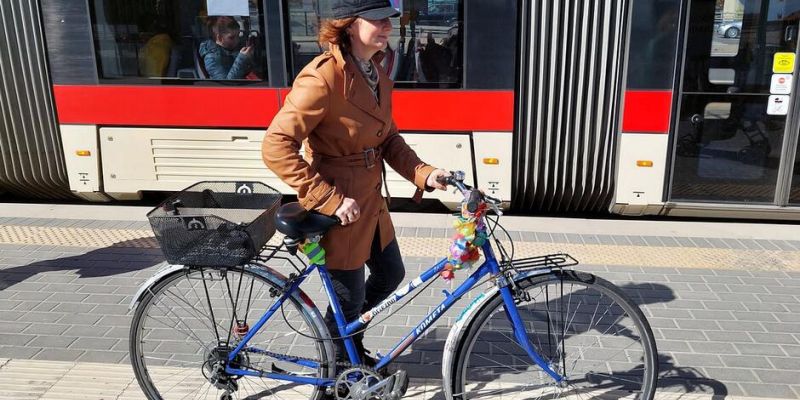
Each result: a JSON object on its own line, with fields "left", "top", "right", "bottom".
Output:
{"left": 199, "top": 16, "right": 253, "bottom": 80}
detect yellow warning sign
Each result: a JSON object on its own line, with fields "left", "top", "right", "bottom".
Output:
{"left": 773, "top": 52, "right": 796, "bottom": 73}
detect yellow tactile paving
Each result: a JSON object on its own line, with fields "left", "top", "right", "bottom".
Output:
{"left": 0, "top": 225, "right": 798, "bottom": 270}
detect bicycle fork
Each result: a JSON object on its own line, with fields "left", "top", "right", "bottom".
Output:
{"left": 499, "top": 285, "right": 564, "bottom": 383}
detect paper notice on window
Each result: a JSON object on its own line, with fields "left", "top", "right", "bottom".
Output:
{"left": 207, "top": 0, "right": 249, "bottom": 16}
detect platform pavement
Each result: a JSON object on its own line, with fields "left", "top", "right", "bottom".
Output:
{"left": 0, "top": 202, "right": 799, "bottom": 399}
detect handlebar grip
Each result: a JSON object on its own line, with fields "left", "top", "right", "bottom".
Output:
{"left": 466, "top": 190, "right": 483, "bottom": 213}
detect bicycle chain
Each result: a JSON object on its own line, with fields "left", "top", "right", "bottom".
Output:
{"left": 252, "top": 350, "right": 379, "bottom": 372}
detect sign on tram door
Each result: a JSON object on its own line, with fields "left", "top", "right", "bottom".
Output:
{"left": 767, "top": 95, "right": 790, "bottom": 115}
{"left": 770, "top": 74, "right": 793, "bottom": 95}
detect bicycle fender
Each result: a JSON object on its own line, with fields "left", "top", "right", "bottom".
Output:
{"left": 129, "top": 262, "right": 183, "bottom": 311}
{"left": 441, "top": 269, "right": 552, "bottom": 398}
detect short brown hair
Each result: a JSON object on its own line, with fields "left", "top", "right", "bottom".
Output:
{"left": 318, "top": 17, "right": 357, "bottom": 52}
{"left": 208, "top": 16, "right": 240, "bottom": 38}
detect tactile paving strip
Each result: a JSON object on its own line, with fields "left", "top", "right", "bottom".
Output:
{"left": 0, "top": 225, "right": 798, "bottom": 270}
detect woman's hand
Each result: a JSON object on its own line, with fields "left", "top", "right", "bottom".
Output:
{"left": 240, "top": 46, "right": 253, "bottom": 58}
{"left": 426, "top": 169, "right": 451, "bottom": 191}
{"left": 334, "top": 197, "right": 360, "bottom": 226}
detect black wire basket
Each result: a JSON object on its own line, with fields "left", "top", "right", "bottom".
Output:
{"left": 147, "top": 181, "right": 282, "bottom": 267}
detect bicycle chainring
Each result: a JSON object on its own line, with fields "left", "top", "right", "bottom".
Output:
{"left": 334, "top": 366, "right": 389, "bottom": 400}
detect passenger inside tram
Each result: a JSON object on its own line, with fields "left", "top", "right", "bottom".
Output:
{"left": 199, "top": 16, "right": 256, "bottom": 80}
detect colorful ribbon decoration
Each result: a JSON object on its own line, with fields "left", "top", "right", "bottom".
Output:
{"left": 441, "top": 192, "right": 488, "bottom": 281}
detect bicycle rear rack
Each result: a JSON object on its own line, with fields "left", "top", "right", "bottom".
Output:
{"left": 501, "top": 253, "right": 579, "bottom": 273}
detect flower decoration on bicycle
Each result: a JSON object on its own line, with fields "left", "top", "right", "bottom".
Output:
{"left": 441, "top": 189, "right": 489, "bottom": 281}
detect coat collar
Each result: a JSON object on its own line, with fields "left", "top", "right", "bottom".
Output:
{"left": 329, "top": 44, "right": 391, "bottom": 123}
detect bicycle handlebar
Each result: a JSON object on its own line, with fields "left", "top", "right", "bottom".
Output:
{"left": 437, "top": 171, "right": 502, "bottom": 214}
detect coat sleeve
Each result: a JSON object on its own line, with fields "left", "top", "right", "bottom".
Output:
{"left": 381, "top": 120, "right": 436, "bottom": 191}
{"left": 262, "top": 68, "right": 344, "bottom": 216}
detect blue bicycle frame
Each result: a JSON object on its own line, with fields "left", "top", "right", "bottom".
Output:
{"left": 224, "top": 239, "right": 563, "bottom": 387}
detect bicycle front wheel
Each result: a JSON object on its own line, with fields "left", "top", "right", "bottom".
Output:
{"left": 130, "top": 265, "right": 331, "bottom": 400}
{"left": 453, "top": 270, "right": 657, "bottom": 400}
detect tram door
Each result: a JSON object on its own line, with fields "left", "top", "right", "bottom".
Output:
{"left": 670, "top": 0, "right": 800, "bottom": 206}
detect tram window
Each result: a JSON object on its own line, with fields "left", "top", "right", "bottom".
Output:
{"left": 704, "top": 102, "right": 732, "bottom": 119}
{"left": 286, "top": 0, "right": 463, "bottom": 88}
{"left": 89, "top": 0, "right": 267, "bottom": 82}
{"left": 708, "top": 68, "right": 735, "bottom": 85}
{"left": 626, "top": 0, "right": 680, "bottom": 89}
{"left": 710, "top": 0, "right": 742, "bottom": 58}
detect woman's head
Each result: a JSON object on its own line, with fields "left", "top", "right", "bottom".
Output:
{"left": 209, "top": 16, "right": 241, "bottom": 50}
{"left": 319, "top": 0, "right": 398, "bottom": 59}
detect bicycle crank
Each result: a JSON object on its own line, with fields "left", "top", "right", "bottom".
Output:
{"left": 334, "top": 367, "right": 408, "bottom": 400}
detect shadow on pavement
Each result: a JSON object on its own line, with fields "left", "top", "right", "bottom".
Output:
{"left": 388, "top": 281, "right": 729, "bottom": 399}
{"left": 0, "top": 239, "right": 162, "bottom": 291}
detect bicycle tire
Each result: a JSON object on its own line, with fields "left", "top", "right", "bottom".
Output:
{"left": 130, "top": 265, "right": 332, "bottom": 400}
{"left": 452, "top": 270, "right": 658, "bottom": 400}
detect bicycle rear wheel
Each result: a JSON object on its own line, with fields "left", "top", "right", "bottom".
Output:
{"left": 453, "top": 270, "right": 657, "bottom": 400}
{"left": 130, "top": 265, "right": 331, "bottom": 400}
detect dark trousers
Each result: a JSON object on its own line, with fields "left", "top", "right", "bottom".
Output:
{"left": 324, "top": 234, "right": 406, "bottom": 360}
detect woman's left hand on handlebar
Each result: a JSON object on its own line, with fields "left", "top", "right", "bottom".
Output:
{"left": 426, "top": 169, "right": 451, "bottom": 191}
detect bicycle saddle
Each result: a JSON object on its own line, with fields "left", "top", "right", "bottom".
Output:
{"left": 274, "top": 202, "right": 339, "bottom": 240}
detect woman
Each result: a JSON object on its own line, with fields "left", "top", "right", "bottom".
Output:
{"left": 262, "top": 0, "right": 449, "bottom": 365}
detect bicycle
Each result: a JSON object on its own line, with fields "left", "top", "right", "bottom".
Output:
{"left": 129, "top": 174, "right": 658, "bottom": 400}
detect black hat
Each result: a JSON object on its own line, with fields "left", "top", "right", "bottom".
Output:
{"left": 332, "top": 0, "right": 401, "bottom": 20}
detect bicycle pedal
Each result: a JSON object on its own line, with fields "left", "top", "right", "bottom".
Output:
{"left": 388, "top": 370, "right": 408, "bottom": 400}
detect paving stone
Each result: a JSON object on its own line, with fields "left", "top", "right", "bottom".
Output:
{"left": 28, "top": 335, "right": 78, "bottom": 348}
{"left": 686, "top": 341, "right": 739, "bottom": 355}
{"left": 782, "top": 346, "right": 800, "bottom": 357}
{"left": 76, "top": 350, "right": 128, "bottom": 363}
{"left": 52, "top": 302, "right": 96, "bottom": 313}
{"left": 749, "top": 332, "right": 799, "bottom": 345}
{"left": 69, "top": 337, "right": 119, "bottom": 351}
{"left": 721, "top": 355, "right": 773, "bottom": 368}
{"left": 734, "top": 343, "right": 788, "bottom": 356}
{"left": 16, "top": 312, "right": 65, "bottom": 324}
{"left": 690, "top": 310, "right": 736, "bottom": 321}
{"left": 21, "top": 323, "right": 71, "bottom": 336}
{"left": 717, "top": 320, "right": 766, "bottom": 332}
{"left": 703, "top": 301, "right": 746, "bottom": 311}
{"left": 676, "top": 319, "right": 720, "bottom": 330}
{"left": 0, "top": 321, "right": 29, "bottom": 334}
{"left": 0, "top": 345, "right": 42, "bottom": 358}
{"left": 701, "top": 367, "right": 759, "bottom": 383}
{"left": 673, "top": 353, "right": 724, "bottom": 367}
{"left": 769, "top": 357, "right": 800, "bottom": 370}
{"left": 754, "top": 369, "right": 800, "bottom": 384}
{"left": 31, "top": 348, "right": 84, "bottom": 361}
{"left": 761, "top": 322, "right": 800, "bottom": 334}
{"left": 740, "top": 383, "right": 797, "bottom": 398}
{"left": 0, "top": 333, "right": 35, "bottom": 346}
{"left": 758, "top": 294, "right": 799, "bottom": 304}
{"left": 705, "top": 331, "right": 752, "bottom": 342}
{"left": 659, "top": 329, "right": 707, "bottom": 341}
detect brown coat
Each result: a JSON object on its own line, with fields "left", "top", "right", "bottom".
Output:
{"left": 262, "top": 44, "right": 435, "bottom": 270}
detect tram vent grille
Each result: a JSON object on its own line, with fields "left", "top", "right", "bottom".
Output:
{"left": 0, "top": 0, "right": 71, "bottom": 198}
{"left": 513, "top": 0, "right": 629, "bottom": 212}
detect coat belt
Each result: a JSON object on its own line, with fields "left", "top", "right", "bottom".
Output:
{"left": 318, "top": 147, "right": 382, "bottom": 169}
{"left": 317, "top": 147, "right": 392, "bottom": 204}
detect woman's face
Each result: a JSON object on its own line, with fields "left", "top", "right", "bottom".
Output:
{"left": 349, "top": 17, "right": 392, "bottom": 54}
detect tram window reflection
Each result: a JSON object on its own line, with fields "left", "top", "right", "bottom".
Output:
{"left": 286, "top": 0, "right": 463, "bottom": 88}
{"left": 89, "top": 0, "right": 267, "bottom": 82}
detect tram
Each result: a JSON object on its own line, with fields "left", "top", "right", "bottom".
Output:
{"left": 1, "top": 0, "right": 798, "bottom": 219}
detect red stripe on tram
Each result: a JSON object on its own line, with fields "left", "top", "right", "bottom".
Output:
{"left": 621, "top": 90, "right": 673, "bottom": 134}
{"left": 54, "top": 85, "right": 514, "bottom": 131}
